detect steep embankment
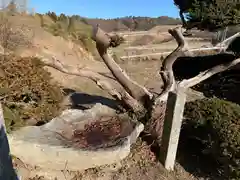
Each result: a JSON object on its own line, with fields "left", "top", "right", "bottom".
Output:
{"left": 6, "top": 14, "right": 114, "bottom": 98}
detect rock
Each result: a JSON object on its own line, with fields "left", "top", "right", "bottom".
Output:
{"left": 8, "top": 103, "right": 144, "bottom": 171}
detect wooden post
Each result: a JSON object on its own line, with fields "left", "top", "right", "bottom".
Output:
{"left": 160, "top": 88, "right": 186, "bottom": 170}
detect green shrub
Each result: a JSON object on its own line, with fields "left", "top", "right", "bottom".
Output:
{"left": 183, "top": 98, "right": 240, "bottom": 179}
{"left": 0, "top": 55, "right": 64, "bottom": 132}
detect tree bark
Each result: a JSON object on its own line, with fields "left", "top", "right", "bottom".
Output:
{"left": 156, "top": 27, "right": 187, "bottom": 103}
{"left": 216, "top": 32, "right": 240, "bottom": 49}
{"left": 92, "top": 26, "right": 153, "bottom": 106}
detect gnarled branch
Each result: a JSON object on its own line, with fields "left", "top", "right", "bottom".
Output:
{"left": 155, "top": 27, "right": 189, "bottom": 103}
{"left": 35, "top": 53, "right": 145, "bottom": 112}
{"left": 179, "top": 58, "right": 240, "bottom": 88}
{"left": 92, "top": 26, "right": 153, "bottom": 105}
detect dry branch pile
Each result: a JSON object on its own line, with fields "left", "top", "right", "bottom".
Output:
{"left": 71, "top": 117, "right": 122, "bottom": 149}
{"left": 56, "top": 116, "right": 135, "bottom": 150}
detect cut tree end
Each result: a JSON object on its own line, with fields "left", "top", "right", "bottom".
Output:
{"left": 92, "top": 25, "right": 124, "bottom": 48}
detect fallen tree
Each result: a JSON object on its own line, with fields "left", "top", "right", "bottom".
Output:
{"left": 35, "top": 26, "right": 240, "bottom": 169}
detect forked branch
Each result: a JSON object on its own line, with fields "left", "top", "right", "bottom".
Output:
{"left": 36, "top": 53, "right": 145, "bottom": 112}
{"left": 155, "top": 27, "right": 240, "bottom": 104}
{"left": 92, "top": 26, "right": 153, "bottom": 105}
{"left": 156, "top": 27, "right": 188, "bottom": 103}
{"left": 36, "top": 25, "right": 240, "bottom": 116}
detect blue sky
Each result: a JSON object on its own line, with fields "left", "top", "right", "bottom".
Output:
{"left": 29, "top": 0, "right": 179, "bottom": 19}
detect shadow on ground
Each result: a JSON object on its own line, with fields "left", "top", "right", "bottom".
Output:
{"left": 193, "top": 69, "right": 240, "bottom": 105}
{"left": 141, "top": 129, "right": 225, "bottom": 180}
{"left": 62, "top": 88, "right": 120, "bottom": 110}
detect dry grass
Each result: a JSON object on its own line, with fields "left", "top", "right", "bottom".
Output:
{"left": 0, "top": 13, "right": 34, "bottom": 53}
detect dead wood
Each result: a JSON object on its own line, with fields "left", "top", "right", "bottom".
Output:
{"left": 36, "top": 53, "right": 121, "bottom": 100}
{"left": 32, "top": 26, "right": 240, "bottom": 141}
{"left": 147, "top": 28, "right": 240, "bottom": 142}
{"left": 155, "top": 27, "right": 187, "bottom": 103}
{"left": 92, "top": 25, "right": 153, "bottom": 106}
{"left": 35, "top": 53, "right": 145, "bottom": 112}
{"left": 179, "top": 57, "right": 240, "bottom": 88}
{"left": 34, "top": 26, "right": 240, "bottom": 116}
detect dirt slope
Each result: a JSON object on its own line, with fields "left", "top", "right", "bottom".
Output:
{"left": 8, "top": 14, "right": 112, "bottom": 95}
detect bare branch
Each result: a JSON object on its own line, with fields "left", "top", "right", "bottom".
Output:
{"left": 36, "top": 54, "right": 121, "bottom": 100}
{"left": 36, "top": 54, "right": 145, "bottom": 112}
{"left": 216, "top": 32, "right": 240, "bottom": 49}
{"left": 155, "top": 27, "right": 187, "bottom": 103}
{"left": 92, "top": 26, "right": 153, "bottom": 104}
{"left": 153, "top": 29, "right": 240, "bottom": 104}
{"left": 179, "top": 58, "right": 240, "bottom": 88}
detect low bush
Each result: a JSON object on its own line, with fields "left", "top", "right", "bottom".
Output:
{"left": 0, "top": 54, "right": 64, "bottom": 132}
{"left": 183, "top": 98, "right": 240, "bottom": 179}
{"left": 193, "top": 70, "right": 240, "bottom": 104}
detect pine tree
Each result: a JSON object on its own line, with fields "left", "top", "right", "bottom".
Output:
{"left": 174, "top": 0, "right": 240, "bottom": 31}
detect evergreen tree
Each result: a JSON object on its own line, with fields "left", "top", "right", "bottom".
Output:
{"left": 174, "top": 0, "right": 240, "bottom": 31}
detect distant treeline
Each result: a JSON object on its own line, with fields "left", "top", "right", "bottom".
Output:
{"left": 83, "top": 16, "right": 182, "bottom": 32}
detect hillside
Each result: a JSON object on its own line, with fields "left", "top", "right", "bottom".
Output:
{"left": 84, "top": 16, "right": 182, "bottom": 32}
{"left": 32, "top": 12, "right": 182, "bottom": 60}
{"left": 2, "top": 6, "right": 240, "bottom": 180}
{"left": 42, "top": 12, "right": 181, "bottom": 33}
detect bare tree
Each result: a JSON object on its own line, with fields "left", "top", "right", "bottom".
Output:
{"left": 35, "top": 26, "right": 240, "bottom": 160}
